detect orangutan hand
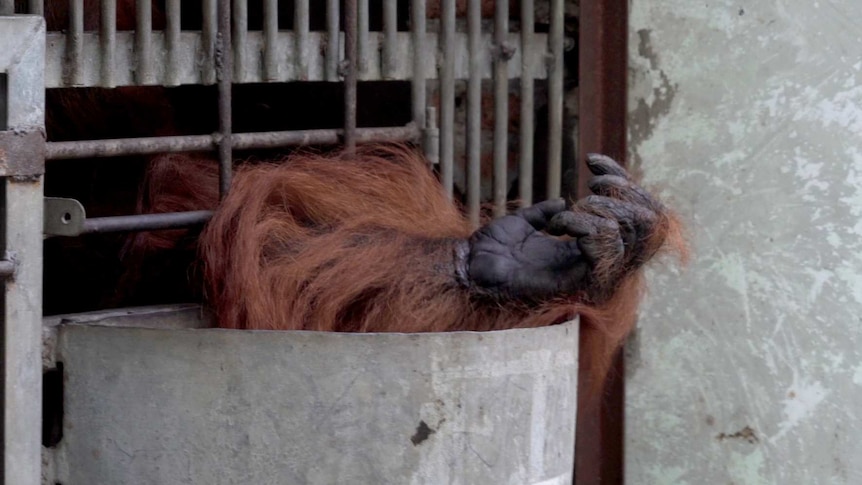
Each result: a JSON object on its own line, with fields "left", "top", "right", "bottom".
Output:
{"left": 465, "top": 154, "right": 667, "bottom": 301}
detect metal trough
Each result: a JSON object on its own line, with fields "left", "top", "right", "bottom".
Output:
{"left": 43, "top": 306, "right": 578, "bottom": 485}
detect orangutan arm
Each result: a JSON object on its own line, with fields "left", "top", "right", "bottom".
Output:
{"left": 462, "top": 154, "right": 668, "bottom": 303}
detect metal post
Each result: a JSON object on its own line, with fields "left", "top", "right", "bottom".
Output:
{"left": 325, "top": 0, "right": 340, "bottom": 81}
{"left": 165, "top": 0, "right": 181, "bottom": 86}
{"left": 466, "top": 0, "right": 481, "bottom": 227}
{"left": 295, "top": 0, "right": 309, "bottom": 80}
{"left": 202, "top": 0, "right": 218, "bottom": 84}
{"left": 0, "top": 16, "right": 46, "bottom": 485}
{"left": 232, "top": 0, "right": 247, "bottom": 83}
{"left": 27, "top": 0, "right": 42, "bottom": 15}
{"left": 410, "top": 0, "right": 426, "bottom": 130}
{"left": 263, "top": 0, "right": 279, "bottom": 81}
{"left": 100, "top": 0, "right": 117, "bottom": 87}
{"left": 67, "top": 0, "right": 84, "bottom": 86}
{"left": 439, "top": 0, "right": 455, "bottom": 199}
{"left": 136, "top": 0, "right": 155, "bottom": 85}
{"left": 519, "top": 0, "right": 535, "bottom": 206}
{"left": 344, "top": 0, "right": 358, "bottom": 155}
{"left": 492, "top": 0, "right": 509, "bottom": 216}
{"left": 576, "top": 0, "right": 629, "bottom": 483}
{"left": 217, "top": 0, "right": 233, "bottom": 197}
{"left": 357, "top": 0, "right": 369, "bottom": 77}
{"left": 382, "top": 0, "right": 397, "bottom": 79}
{"left": 546, "top": 0, "right": 564, "bottom": 200}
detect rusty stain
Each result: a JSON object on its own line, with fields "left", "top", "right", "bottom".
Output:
{"left": 717, "top": 425, "right": 759, "bottom": 444}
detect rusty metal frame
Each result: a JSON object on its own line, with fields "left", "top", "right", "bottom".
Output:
{"left": 0, "top": 15, "right": 46, "bottom": 485}
{"left": 575, "top": 0, "right": 629, "bottom": 484}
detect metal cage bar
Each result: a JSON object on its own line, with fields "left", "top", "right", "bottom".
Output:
{"left": 519, "top": 0, "right": 535, "bottom": 207}
{"left": 233, "top": 0, "right": 248, "bottom": 82}
{"left": 410, "top": 0, "right": 426, "bottom": 130}
{"left": 28, "top": 0, "right": 43, "bottom": 15}
{"left": 263, "top": 0, "right": 279, "bottom": 81}
{"left": 382, "top": 0, "right": 397, "bottom": 79}
{"left": 0, "top": 16, "right": 46, "bottom": 485}
{"left": 45, "top": 125, "right": 419, "bottom": 161}
{"left": 325, "top": 0, "right": 340, "bottom": 81}
{"left": 135, "top": 0, "right": 155, "bottom": 85}
{"left": 439, "top": 0, "right": 455, "bottom": 199}
{"left": 100, "top": 0, "right": 117, "bottom": 87}
{"left": 165, "top": 0, "right": 181, "bottom": 86}
{"left": 492, "top": 0, "right": 509, "bottom": 217}
{"left": 294, "top": 0, "right": 309, "bottom": 80}
{"left": 344, "top": 0, "right": 358, "bottom": 154}
{"left": 217, "top": 0, "right": 233, "bottom": 197}
{"left": 575, "top": 1, "right": 629, "bottom": 482}
{"left": 546, "top": 0, "right": 564, "bottom": 200}
{"left": 67, "top": 0, "right": 84, "bottom": 86}
{"left": 466, "top": 0, "right": 481, "bottom": 226}
{"left": 357, "top": 0, "right": 369, "bottom": 77}
{"left": 202, "top": 0, "right": 218, "bottom": 85}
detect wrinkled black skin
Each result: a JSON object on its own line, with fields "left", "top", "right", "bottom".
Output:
{"left": 466, "top": 154, "right": 662, "bottom": 302}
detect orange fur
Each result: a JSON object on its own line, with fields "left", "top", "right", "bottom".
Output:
{"left": 127, "top": 144, "right": 685, "bottom": 399}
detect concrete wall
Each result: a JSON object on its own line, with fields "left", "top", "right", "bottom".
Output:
{"left": 626, "top": 1, "right": 862, "bottom": 483}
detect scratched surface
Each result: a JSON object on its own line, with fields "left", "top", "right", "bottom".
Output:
{"left": 48, "top": 315, "right": 577, "bottom": 485}
{"left": 626, "top": 1, "right": 862, "bottom": 483}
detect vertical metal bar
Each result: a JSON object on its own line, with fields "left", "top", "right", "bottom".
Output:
{"left": 344, "top": 0, "right": 358, "bottom": 155}
{"left": 492, "top": 0, "right": 509, "bottom": 216}
{"left": 466, "top": 0, "right": 481, "bottom": 227}
{"left": 325, "top": 0, "right": 339, "bottom": 81}
{"left": 165, "top": 0, "right": 181, "bottom": 86}
{"left": 217, "top": 0, "right": 233, "bottom": 197}
{"left": 263, "top": 0, "right": 279, "bottom": 81}
{"left": 202, "top": 0, "right": 217, "bottom": 84}
{"left": 439, "top": 0, "right": 454, "bottom": 199}
{"left": 67, "top": 0, "right": 84, "bottom": 86}
{"left": 546, "top": 0, "right": 563, "bottom": 200}
{"left": 519, "top": 0, "right": 534, "bottom": 206}
{"left": 410, "top": 0, "right": 426, "bottom": 129}
{"left": 136, "top": 0, "right": 154, "bottom": 85}
{"left": 423, "top": 106, "right": 438, "bottom": 165}
{"left": 1, "top": 16, "right": 46, "bottom": 485}
{"left": 101, "top": 0, "right": 117, "bottom": 88}
{"left": 232, "top": 0, "right": 247, "bottom": 82}
{"left": 28, "top": 0, "right": 42, "bottom": 15}
{"left": 357, "top": 0, "right": 368, "bottom": 77}
{"left": 294, "top": 0, "right": 309, "bottom": 80}
{"left": 575, "top": 1, "right": 629, "bottom": 484}
{"left": 382, "top": 0, "right": 397, "bottom": 79}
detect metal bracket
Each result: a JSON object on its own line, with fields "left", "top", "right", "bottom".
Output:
{"left": 0, "top": 129, "right": 46, "bottom": 177}
{"left": 44, "top": 197, "right": 86, "bottom": 237}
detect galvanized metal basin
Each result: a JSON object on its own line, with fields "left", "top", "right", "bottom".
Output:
{"left": 44, "top": 306, "right": 578, "bottom": 485}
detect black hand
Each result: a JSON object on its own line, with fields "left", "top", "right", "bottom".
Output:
{"left": 465, "top": 199, "right": 591, "bottom": 300}
{"left": 462, "top": 154, "right": 668, "bottom": 302}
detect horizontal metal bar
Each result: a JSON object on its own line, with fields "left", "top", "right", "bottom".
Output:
{"left": 82, "top": 211, "right": 213, "bottom": 234}
{"left": 0, "top": 259, "right": 15, "bottom": 278}
{"left": 46, "top": 125, "right": 420, "bottom": 160}
{"left": 45, "top": 31, "right": 553, "bottom": 88}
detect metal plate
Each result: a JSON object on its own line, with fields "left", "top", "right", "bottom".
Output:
{"left": 48, "top": 309, "right": 578, "bottom": 485}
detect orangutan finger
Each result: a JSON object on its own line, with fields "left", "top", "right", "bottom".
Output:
{"left": 581, "top": 196, "right": 653, "bottom": 250}
{"left": 586, "top": 153, "right": 631, "bottom": 179}
{"left": 587, "top": 174, "right": 660, "bottom": 209}
{"left": 516, "top": 198, "right": 568, "bottom": 230}
{"left": 547, "top": 210, "right": 619, "bottom": 239}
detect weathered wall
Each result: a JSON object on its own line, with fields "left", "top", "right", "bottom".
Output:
{"left": 626, "top": 1, "right": 862, "bottom": 483}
